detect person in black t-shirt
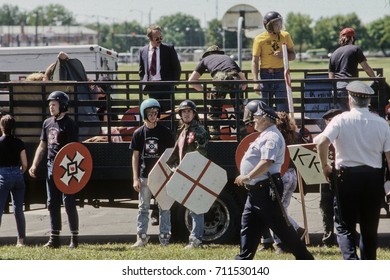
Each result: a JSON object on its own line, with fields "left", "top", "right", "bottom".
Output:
{"left": 29, "top": 91, "right": 79, "bottom": 249}
{"left": 328, "top": 27, "right": 375, "bottom": 110}
{"left": 188, "top": 45, "right": 247, "bottom": 139}
{"left": 0, "top": 114, "right": 28, "bottom": 247}
{"left": 130, "top": 98, "right": 174, "bottom": 247}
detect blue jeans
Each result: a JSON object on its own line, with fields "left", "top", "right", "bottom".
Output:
{"left": 189, "top": 211, "right": 204, "bottom": 242}
{"left": 259, "top": 71, "right": 289, "bottom": 112}
{"left": 46, "top": 161, "right": 79, "bottom": 233}
{"left": 0, "top": 167, "right": 26, "bottom": 239}
{"left": 137, "top": 178, "right": 171, "bottom": 236}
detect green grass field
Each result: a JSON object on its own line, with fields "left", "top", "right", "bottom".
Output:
{"left": 2, "top": 242, "right": 390, "bottom": 260}
{"left": 1, "top": 242, "right": 390, "bottom": 260}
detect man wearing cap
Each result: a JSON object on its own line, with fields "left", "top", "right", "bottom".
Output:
{"left": 328, "top": 27, "right": 375, "bottom": 110}
{"left": 234, "top": 100, "right": 314, "bottom": 260}
{"left": 188, "top": 45, "right": 247, "bottom": 139}
{"left": 316, "top": 81, "right": 390, "bottom": 260}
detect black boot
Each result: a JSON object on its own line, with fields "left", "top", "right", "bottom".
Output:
{"left": 69, "top": 234, "right": 79, "bottom": 249}
{"left": 43, "top": 234, "right": 60, "bottom": 248}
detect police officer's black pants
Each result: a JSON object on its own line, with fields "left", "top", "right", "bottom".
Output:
{"left": 334, "top": 166, "right": 383, "bottom": 260}
{"left": 235, "top": 185, "right": 314, "bottom": 260}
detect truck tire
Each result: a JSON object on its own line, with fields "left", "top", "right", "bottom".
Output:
{"left": 171, "top": 189, "right": 242, "bottom": 244}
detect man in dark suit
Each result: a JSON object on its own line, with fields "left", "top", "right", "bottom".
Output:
{"left": 139, "top": 25, "right": 181, "bottom": 112}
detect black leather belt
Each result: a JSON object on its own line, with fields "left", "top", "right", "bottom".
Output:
{"left": 260, "top": 68, "right": 284, "bottom": 74}
{"left": 244, "top": 178, "right": 271, "bottom": 191}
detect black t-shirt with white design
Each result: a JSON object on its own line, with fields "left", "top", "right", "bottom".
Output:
{"left": 41, "top": 114, "right": 78, "bottom": 160}
{"left": 130, "top": 123, "right": 174, "bottom": 178}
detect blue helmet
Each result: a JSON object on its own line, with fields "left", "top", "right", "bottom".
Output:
{"left": 140, "top": 98, "right": 160, "bottom": 120}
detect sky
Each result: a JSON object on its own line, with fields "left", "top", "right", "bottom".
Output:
{"left": 2, "top": 0, "right": 390, "bottom": 27}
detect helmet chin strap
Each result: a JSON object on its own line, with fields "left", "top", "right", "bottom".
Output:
{"left": 54, "top": 111, "right": 64, "bottom": 120}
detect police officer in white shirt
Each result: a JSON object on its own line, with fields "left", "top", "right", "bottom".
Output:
{"left": 316, "top": 81, "right": 390, "bottom": 260}
{"left": 234, "top": 100, "right": 314, "bottom": 260}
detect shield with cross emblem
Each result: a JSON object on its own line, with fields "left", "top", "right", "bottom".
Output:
{"left": 148, "top": 148, "right": 176, "bottom": 210}
{"left": 165, "top": 151, "right": 227, "bottom": 214}
{"left": 53, "top": 142, "right": 93, "bottom": 194}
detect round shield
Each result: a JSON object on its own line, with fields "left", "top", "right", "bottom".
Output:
{"left": 235, "top": 132, "right": 289, "bottom": 176}
{"left": 53, "top": 142, "right": 93, "bottom": 194}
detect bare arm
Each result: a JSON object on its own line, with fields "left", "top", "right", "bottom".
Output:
{"left": 29, "top": 141, "right": 47, "bottom": 178}
{"left": 251, "top": 56, "right": 260, "bottom": 92}
{"left": 20, "top": 149, "right": 28, "bottom": 174}
{"left": 234, "top": 159, "right": 273, "bottom": 187}
{"left": 360, "top": 60, "right": 375, "bottom": 77}
{"left": 188, "top": 71, "right": 203, "bottom": 91}
{"left": 316, "top": 135, "right": 332, "bottom": 181}
{"left": 385, "top": 151, "right": 390, "bottom": 176}
{"left": 238, "top": 71, "right": 248, "bottom": 90}
{"left": 132, "top": 150, "right": 141, "bottom": 192}
{"left": 287, "top": 47, "right": 296, "bottom": 61}
{"left": 328, "top": 72, "right": 335, "bottom": 78}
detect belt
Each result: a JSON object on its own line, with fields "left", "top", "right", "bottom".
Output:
{"left": 260, "top": 68, "right": 284, "bottom": 74}
{"left": 336, "top": 165, "right": 382, "bottom": 176}
{"left": 244, "top": 178, "right": 271, "bottom": 191}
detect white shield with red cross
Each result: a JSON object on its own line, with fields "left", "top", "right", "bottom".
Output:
{"left": 288, "top": 143, "right": 335, "bottom": 185}
{"left": 148, "top": 148, "right": 175, "bottom": 210}
{"left": 53, "top": 142, "right": 93, "bottom": 194}
{"left": 165, "top": 151, "right": 227, "bottom": 214}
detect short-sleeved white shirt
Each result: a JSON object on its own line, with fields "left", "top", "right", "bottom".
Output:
{"left": 320, "top": 108, "right": 390, "bottom": 169}
{"left": 240, "top": 125, "right": 285, "bottom": 184}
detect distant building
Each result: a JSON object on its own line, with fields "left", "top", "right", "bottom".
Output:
{"left": 0, "top": 25, "right": 98, "bottom": 47}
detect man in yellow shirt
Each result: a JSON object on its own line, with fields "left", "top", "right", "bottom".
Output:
{"left": 251, "top": 11, "right": 296, "bottom": 112}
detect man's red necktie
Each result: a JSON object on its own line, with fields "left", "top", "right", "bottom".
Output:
{"left": 150, "top": 47, "right": 156, "bottom": 76}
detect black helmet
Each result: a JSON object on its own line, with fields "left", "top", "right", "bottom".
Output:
{"left": 178, "top": 100, "right": 196, "bottom": 116}
{"left": 47, "top": 91, "right": 69, "bottom": 112}
{"left": 263, "top": 11, "right": 283, "bottom": 33}
{"left": 243, "top": 100, "right": 279, "bottom": 125}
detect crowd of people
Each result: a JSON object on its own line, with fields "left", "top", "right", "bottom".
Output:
{"left": 0, "top": 10, "right": 388, "bottom": 262}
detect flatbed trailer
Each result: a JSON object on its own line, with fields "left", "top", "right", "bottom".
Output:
{"left": 0, "top": 69, "right": 388, "bottom": 243}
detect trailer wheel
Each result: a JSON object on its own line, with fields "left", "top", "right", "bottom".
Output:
{"left": 171, "top": 190, "right": 241, "bottom": 244}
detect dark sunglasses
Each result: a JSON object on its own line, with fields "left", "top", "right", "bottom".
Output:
{"left": 152, "top": 36, "right": 163, "bottom": 42}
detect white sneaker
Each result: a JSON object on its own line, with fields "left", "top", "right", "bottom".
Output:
{"left": 131, "top": 234, "right": 149, "bottom": 248}
{"left": 16, "top": 238, "right": 25, "bottom": 247}
{"left": 184, "top": 238, "right": 202, "bottom": 249}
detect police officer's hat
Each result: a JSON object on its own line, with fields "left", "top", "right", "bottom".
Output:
{"left": 346, "top": 81, "right": 375, "bottom": 98}
{"left": 253, "top": 101, "right": 279, "bottom": 120}
{"left": 202, "top": 45, "right": 224, "bottom": 59}
{"left": 322, "top": 108, "right": 343, "bottom": 120}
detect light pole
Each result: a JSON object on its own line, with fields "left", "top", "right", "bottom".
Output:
{"left": 148, "top": 8, "right": 153, "bottom": 26}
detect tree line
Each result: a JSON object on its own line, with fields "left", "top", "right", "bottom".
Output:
{"left": 0, "top": 3, "right": 389, "bottom": 56}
